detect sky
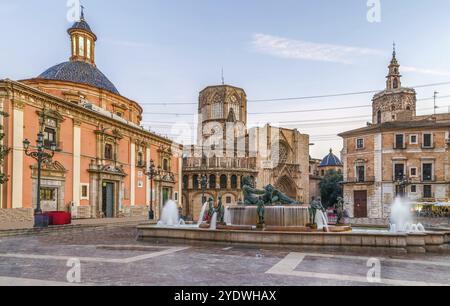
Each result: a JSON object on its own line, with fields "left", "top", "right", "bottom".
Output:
{"left": 2, "top": 0, "right": 450, "bottom": 159}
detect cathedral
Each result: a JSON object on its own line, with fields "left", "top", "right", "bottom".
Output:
{"left": 182, "top": 85, "right": 310, "bottom": 221}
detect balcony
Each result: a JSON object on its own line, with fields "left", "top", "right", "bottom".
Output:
{"left": 183, "top": 157, "right": 258, "bottom": 171}
{"left": 345, "top": 176, "right": 376, "bottom": 184}
{"left": 422, "top": 175, "right": 436, "bottom": 182}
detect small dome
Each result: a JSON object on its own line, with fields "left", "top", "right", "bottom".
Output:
{"left": 320, "top": 149, "right": 342, "bottom": 167}
{"left": 38, "top": 61, "right": 120, "bottom": 95}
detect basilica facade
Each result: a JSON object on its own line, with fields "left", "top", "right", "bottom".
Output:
{"left": 0, "top": 12, "right": 182, "bottom": 222}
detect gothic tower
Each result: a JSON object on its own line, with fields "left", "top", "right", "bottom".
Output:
{"left": 198, "top": 85, "right": 247, "bottom": 150}
{"left": 372, "top": 45, "right": 416, "bottom": 124}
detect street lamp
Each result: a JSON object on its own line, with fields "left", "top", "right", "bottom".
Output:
{"left": 23, "top": 131, "right": 56, "bottom": 228}
{"left": 146, "top": 160, "right": 161, "bottom": 220}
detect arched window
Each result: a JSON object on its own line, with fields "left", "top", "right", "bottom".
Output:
{"left": 209, "top": 175, "right": 217, "bottom": 189}
{"left": 377, "top": 110, "right": 382, "bottom": 124}
{"left": 183, "top": 175, "right": 189, "bottom": 190}
{"left": 393, "top": 78, "right": 399, "bottom": 89}
{"left": 231, "top": 175, "right": 238, "bottom": 189}
{"left": 193, "top": 175, "right": 199, "bottom": 190}
{"left": 220, "top": 175, "right": 228, "bottom": 189}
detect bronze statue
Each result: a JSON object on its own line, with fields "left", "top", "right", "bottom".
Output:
{"left": 336, "top": 197, "right": 345, "bottom": 225}
{"left": 242, "top": 176, "right": 299, "bottom": 206}
{"left": 309, "top": 198, "right": 326, "bottom": 226}
{"left": 256, "top": 197, "right": 265, "bottom": 229}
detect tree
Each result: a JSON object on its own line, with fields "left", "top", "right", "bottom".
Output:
{"left": 319, "top": 169, "right": 343, "bottom": 208}
{"left": 0, "top": 111, "right": 10, "bottom": 185}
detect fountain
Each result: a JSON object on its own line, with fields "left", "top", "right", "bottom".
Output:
{"left": 138, "top": 177, "right": 449, "bottom": 254}
{"left": 389, "top": 198, "right": 426, "bottom": 233}
{"left": 157, "top": 200, "right": 185, "bottom": 227}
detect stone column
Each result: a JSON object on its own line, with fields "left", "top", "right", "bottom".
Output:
{"left": 178, "top": 157, "right": 182, "bottom": 205}
{"left": 146, "top": 146, "right": 151, "bottom": 206}
{"left": 72, "top": 120, "right": 81, "bottom": 207}
{"left": 130, "top": 141, "right": 136, "bottom": 206}
{"left": 12, "top": 100, "right": 24, "bottom": 209}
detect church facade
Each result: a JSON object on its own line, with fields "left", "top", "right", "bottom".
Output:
{"left": 339, "top": 48, "right": 450, "bottom": 225}
{"left": 182, "top": 85, "right": 310, "bottom": 221}
{"left": 0, "top": 12, "right": 182, "bottom": 222}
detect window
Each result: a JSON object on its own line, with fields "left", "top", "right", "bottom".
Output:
{"left": 137, "top": 152, "right": 144, "bottom": 166}
{"left": 377, "top": 110, "right": 382, "bottom": 124}
{"left": 393, "top": 78, "right": 399, "bottom": 89}
{"left": 138, "top": 181, "right": 144, "bottom": 188}
{"left": 72, "top": 36, "right": 76, "bottom": 55}
{"left": 163, "top": 159, "right": 169, "bottom": 171}
{"left": 79, "top": 36, "right": 85, "bottom": 56}
{"left": 86, "top": 39, "right": 91, "bottom": 59}
{"left": 321, "top": 170, "right": 325, "bottom": 176}
{"left": 411, "top": 185, "right": 417, "bottom": 193}
{"left": 394, "top": 164, "right": 405, "bottom": 181}
{"left": 44, "top": 127, "right": 56, "bottom": 148}
{"left": 209, "top": 175, "right": 216, "bottom": 189}
{"left": 423, "top": 185, "right": 432, "bottom": 199}
{"left": 81, "top": 184, "right": 89, "bottom": 200}
{"left": 410, "top": 167, "right": 417, "bottom": 177}
{"left": 231, "top": 175, "right": 238, "bottom": 189}
{"left": 423, "top": 133, "right": 433, "bottom": 148}
{"left": 395, "top": 134, "right": 404, "bottom": 149}
{"left": 226, "top": 196, "right": 232, "bottom": 204}
{"left": 104, "top": 143, "right": 113, "bottom": 160}
{"left": 220, "top": 175, "right": 228, "bottom": 189}
{"left": 183, "top": 176, "right": 188, "bottom": 190}
{"left": 174, "top": 192, "right": 178, "bottom": 201}
{"left": 193, "top": 175, "right": 199, "bottom": 190}
{"left": 356, "top": 165, "right": 365, "bottom": 182}
{"left": 356, "top": 138, "right": 364, "bottom": 150}
{"left": 40, "top": 188, "right": 55, "bottom": 201}
{"left": 422, "top": 163, "right": 433, "bottom": 181}
{"left": 410, "top": 135, "right": 418, "bottom": 145}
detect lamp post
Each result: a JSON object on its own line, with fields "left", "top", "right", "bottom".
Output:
{"left": 23, "top": 133, "right": 57, "bottom": 228}
{"left": 146, "top": 160, "right": 161, "bottom": 220}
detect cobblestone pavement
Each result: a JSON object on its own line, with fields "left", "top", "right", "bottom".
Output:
{"left": 0, "top": 226, "right": 449, "bottom": 286}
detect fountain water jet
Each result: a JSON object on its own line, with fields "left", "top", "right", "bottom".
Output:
{"left": 390, "top": 198, "right": 425, "bottom": 233}
{"left": 157, "top": 200, "right": 185, "bottom": 227}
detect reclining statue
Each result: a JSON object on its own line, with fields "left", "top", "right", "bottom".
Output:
{"left": 242, "top": 176, "right": 299, "bottom": 205}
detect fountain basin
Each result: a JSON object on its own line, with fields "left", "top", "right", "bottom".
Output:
{"left": 137, "top": 225, "right": 450, "bottom": 254}
{"left": 227, "top": 205, "right": 309, "bottom": 227}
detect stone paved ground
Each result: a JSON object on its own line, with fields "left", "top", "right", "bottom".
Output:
{"left": 0, "top": 216, "right": 148, "bottom": 231}
{"left": 0, "top": 225, "right": 449, "bottom": 286}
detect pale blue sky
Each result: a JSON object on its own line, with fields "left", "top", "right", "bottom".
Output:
{"left": 2, "top": 0, "right": 450, "bottom": 158}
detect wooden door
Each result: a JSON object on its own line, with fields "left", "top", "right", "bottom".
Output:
{"left": 354, "top": 191, "right": 367, "bottom": 218}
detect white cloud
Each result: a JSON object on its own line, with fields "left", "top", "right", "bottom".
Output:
{"left": 402, "top": 66, "right": 450, "bottom": 77}
{"left": 251, "top": 33, "right": 384, "bottom": 64}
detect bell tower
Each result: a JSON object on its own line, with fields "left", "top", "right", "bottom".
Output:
{"left": 372, "top": 44, "right": 416, "bottom": 124}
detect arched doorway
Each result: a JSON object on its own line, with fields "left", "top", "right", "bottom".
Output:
{"left": 275, "top": 176, "right": 297, "bottom": 200}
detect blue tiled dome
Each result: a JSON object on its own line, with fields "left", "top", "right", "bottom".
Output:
{"left": 38, "top": 61, "right": 120, "bottom": 95}
{"left": 320, "top": 149, "right": 342, "bottom": 167}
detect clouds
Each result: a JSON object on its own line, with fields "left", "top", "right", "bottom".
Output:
{"left": 251, "top": 33, "right": 384, "bottom": 64}
{"left": 402, "top": 66, "right": 450, "bottom": 77}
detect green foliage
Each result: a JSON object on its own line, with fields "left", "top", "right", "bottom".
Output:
{"left": 0, "top": 111, "right": 10, "bottom": 185}
{"left": 319, "top": 169, "right": 343, "bottom": 208}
